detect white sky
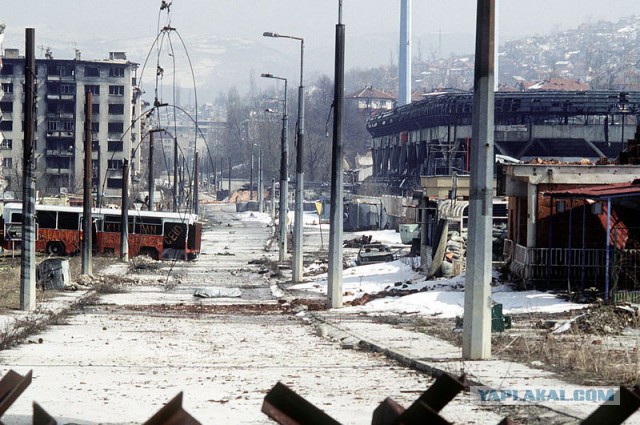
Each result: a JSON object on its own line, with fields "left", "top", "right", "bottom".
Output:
{"left": 2, "top": 1, "right": 638, "bottom": 97}
{"left": 2, "top": 0, "right": 639, "bottom": 53}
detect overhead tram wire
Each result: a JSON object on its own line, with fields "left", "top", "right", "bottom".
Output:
{"left": 99, "top": 102, "right": 217, "bottom": 277}
{"left": 99, "top": 0, "right": 205, "bottom": 276}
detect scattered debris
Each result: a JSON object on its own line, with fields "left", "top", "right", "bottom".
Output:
{"left": 542, "top": 304, "right": 639, "bottom": 335}
{"left": 355, "top": 244, "right": 397, "bottom": 266}
{"left": 36, "top": 258, "right": 71, "bottom": 290}
{"left": 550, "top": 313, "right": 587, "bottom": 334}
{"left": 193, "top": 287, "right": 242, "bottom": 298}
{"left": 343, "top": 235, "right": 373, "bottom": 248}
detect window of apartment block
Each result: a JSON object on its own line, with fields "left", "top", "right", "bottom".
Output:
{"left": 0, "top": 64, "right": 14, "bottom": 76}
{"left": 85, "top": 66, "right": 100, "bottom": 77}
{"left": 107, "top": 159, "right": 123, "bottom": 170}
{"left": 107, "top": 178, "right": 123, "bottom": 189}
{"left": 2, "top": 158, "right": 12, "bottom": 169}
{"left": 0, "top": 101, "right": 13, "bottom": 112}
{"left": 47, "top": 121, "right": 59, "bottom": 131}
{"left": 86, "top": 85, "right": 100, "bottom": 96}
{"left": 1, "top": 83, "right": 13, "bottom": 94}
{"left": 48, "top": 64, "right": 73, "bottom": 77}
{"left": 109, "top": 67, "right": 125, "bottom": 78}
{"left": 92, "top": 103, "right": 100, "bottom": 114}
{"left": 92, "top": 122, "right": 100, "bottom": 133}
{"left": 0, "top": 139, "right": 13, "bottom": 149}
{"left": 46, "top": 101, "right": 59, "bottom": 114}
{"left": 108, "top": 103, "right": 125, "bottom": 115}
{"left": 107, "top": 141, "right": 123, "bottom": 152}
{"left": 60, "top": 84, "right": 75, "bottom": 94}
{"left": 108, "top": 122, "right": 124, "bottom": 133}
{"left": 108, "top": 85, "right": 124, "bottom": 96}
{"left": 0, "top": 121, "right": 13, "bottom": 131}
{"left": 62, "top": 121, "right": 75, "bottom": 131}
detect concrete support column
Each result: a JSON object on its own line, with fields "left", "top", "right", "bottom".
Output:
{"left": 462, "top": 0, "right": 495, "bottom": 361}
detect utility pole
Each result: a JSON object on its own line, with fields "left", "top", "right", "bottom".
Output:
{"left": 250, "top": 145, "right": 254, "bottom": 201}
{"left": 271, "top": 178, "right": 276, "bottom": 221}
{"left": 173, "top": 137, "right": 178, "bottom": 212}
{"left": 120, "top": 159, "right": 129, "bottom": 261}
{"left": 279, "top": 99, "right": 289, "bottom": 263}
{"left": 261, "top": 73, "right": 289, "bottom": 263}
{"left": 81, "top": 92, "right": 93, "bottom": 276}
{"left": 228, "top": 159, "right": 232, "bottom": 199}
{"left": 463, "top": 0, "right": 495, "bottom": 360}
{"left": 148, "top": 130, "right": 155, "bottom": 211}
{"left": 293, "top": 40, "right": 306, "bottom": 284}
{"left": 194, "top": 150, "right": 199, "bottom": 215}
{"left": 328, "top": 1, "right": 345, "bottom": 308}
{"left": 20, "top": 28, "right": 36, "bottom": 311}
{"left": 257, "top": 147, "right": 263, "bottom": 212}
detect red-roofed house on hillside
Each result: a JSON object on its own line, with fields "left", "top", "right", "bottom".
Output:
{"left": 517, "top": 77, "right": 590, "bottom": 91}
{"left": 346, "top": 86, "right": 396, "bottom": 115}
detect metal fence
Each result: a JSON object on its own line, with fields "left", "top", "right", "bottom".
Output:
{"left": 507, "top": 241, "right": 640, "bottom": 292}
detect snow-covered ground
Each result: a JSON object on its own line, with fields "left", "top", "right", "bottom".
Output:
{"left": 292, "top": 225, "right": 586, "bottom": 318}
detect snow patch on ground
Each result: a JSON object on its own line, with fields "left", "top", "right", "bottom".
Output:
{"left": 291, "top": 259, "right": 421, "bottom": 302}
{"left": 237, "top": 211, "right": 272, "bottom": 225}
{"left": 292, "top": 227, "right": 586, "bottom": 318}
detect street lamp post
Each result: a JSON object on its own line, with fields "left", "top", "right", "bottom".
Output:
{"left": 67, "top": 145, "right": 74, "bottom": 193}
{"left": 263, "top": 31, "right": 305, "bottom": 283}
{"left": 250, "top": 143, "right": 254, "bottom": 201}
{"left": 261, "top": 73, "right": 288, "bottom": 263}
{"left": 257, "top": 144, "right": 263, "bottom": 212}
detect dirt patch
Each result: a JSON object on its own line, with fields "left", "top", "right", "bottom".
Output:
{"left": 122, "top": 297, "right": 329, "bottom": 318}
{"left": 0, "top": 256, "right": 24, "bottom": 310}
{"left": 0, "top": 255, "right": 127, "bottom": 310}
{"left": 125, "top": 303, "right": 287, "bottom": 317}
{"left": 374, "top": 306, "right": 640, "bottom": 387}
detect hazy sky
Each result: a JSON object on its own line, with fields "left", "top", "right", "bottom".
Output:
{"left": 2, "top": 0, "right": 639, "bottom": 53}
{"left": 2, "top": 1, "right": 638, "bottom": 97}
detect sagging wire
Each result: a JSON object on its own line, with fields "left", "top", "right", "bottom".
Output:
{"left": 114, "top": 0, "right": 217, "bottom": 277}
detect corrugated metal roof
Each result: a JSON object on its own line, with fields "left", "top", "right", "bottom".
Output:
{"left": 545, "top": 181, "right": 640, "bottom": 198}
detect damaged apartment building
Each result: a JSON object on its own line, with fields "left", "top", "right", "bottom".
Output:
{"left": 0, "top": 48, "right": 141, "bottom": 202}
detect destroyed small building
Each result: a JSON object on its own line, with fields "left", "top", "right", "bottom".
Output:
{"left": 502, "top": 163, "right": 640, "bottom": 299}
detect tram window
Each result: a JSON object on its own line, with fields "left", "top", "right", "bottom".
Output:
{"left": 135, "top": 217, "right": 162, "bottom": 235}
{"left": 58, "top": 212, "right": 80, "bottom": 230}
{"left": 103, "top": 214, "right": 133, "bottom": 233}
{"left": 103, "top": 215, "right": 121, "bottom": 233}
{"left": 38, "top": 211, "right": 57, "bottom": 229}
{"left": 10, "top": 213, "right": 22, "bottom": 223}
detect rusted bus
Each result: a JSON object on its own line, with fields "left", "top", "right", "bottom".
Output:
{"left": 98, "top": 211, "right": 199, "bottom": 260}
{"left": 187, "top": 222, "right": 203, "bottom": 260}
{"left": 1, "top": 202, "right": 202, "bottom": 261}
{"left": 36, "top": 228, "right": 81, "bottom": 255}
{"left": 95, "top": 232, "right": 164, "bottom": 260}
{"left": 2, "top": 203, "right": 84, "bottom": 255}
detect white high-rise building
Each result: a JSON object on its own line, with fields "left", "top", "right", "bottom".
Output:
{"left": 0, "top": 49, "right": 141, "bottom": 203}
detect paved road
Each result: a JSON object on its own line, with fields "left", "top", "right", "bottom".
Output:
{"left": 1, "top": 204, "right": 503, "bottom": 424}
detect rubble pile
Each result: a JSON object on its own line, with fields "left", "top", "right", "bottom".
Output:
{"left": 343, "top": 235, "right": 373, "bottom": 248}
{"left": 542, "top": 304, "right": 640, "bottom": 335}
{"left": 576, "top": 304, "right": 640, "bottom": 335}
